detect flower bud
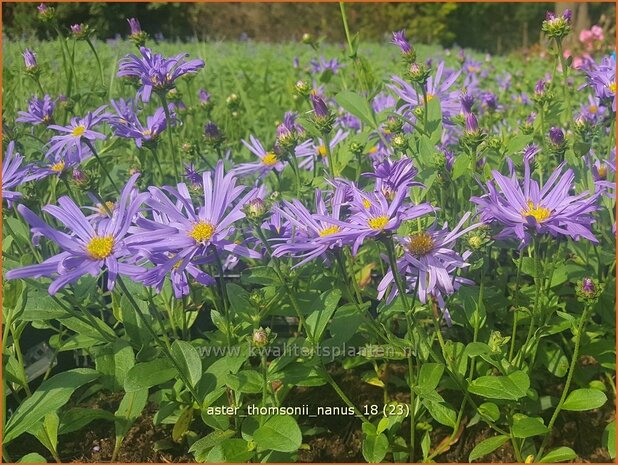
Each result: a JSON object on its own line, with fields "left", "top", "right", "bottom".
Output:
{"left": 245, "top": 197, "right": 266, "bottom": 219}
{"left": 294, "top": 80, "right": 310, "bottom": 97}
{"left": 203, "top": 121, "right": 223, "bottom": 146}
{"left": 549, "top": 127, "right": 565, "bottom": 146}
{"left": 37, "top": 3, "right": 55, "bottom": 22}
{"left": 576, "top": 277, "right": 602, "bottom": 303}
{"left": 252, "top": 327, "right": 271, "bottom": 348}
{"left": 128, "top": 18, "right": 148, "bottom": 47}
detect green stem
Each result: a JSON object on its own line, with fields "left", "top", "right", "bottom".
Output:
{"left": 84, "top": 140, "right": 120, "bottom": 194}
{"left": 338, "top": 2, "right": 356, "bottom": 58}
{"left": 116, "top": 277, "right": 201, "bottom": 402}
{"left": 535, "top": 303, "right": 593, "bottom": 460}
{"left": 159, "top": 93, "right": 180, "bottom": 181}
{"left": 85, "top": 37, "right": 105, "bottom": 87}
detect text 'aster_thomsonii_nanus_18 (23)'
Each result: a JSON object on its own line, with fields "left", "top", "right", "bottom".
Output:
{"left": 471, "top": 160, "right": 600, "bottom": 247}
{"left": 377, "top": 212, "right": 480, "bottom": 320}
{"left": 16, "top": 95, "right": 55, "bottom": 125}
{"left": 129, "top": 160, "right": 262, "bottom": 298}
{"left": 5, "top": 174, "right": 148, "bottom": 295}
{"left": 117, "top": 46, "right": 205, "bottom": 102}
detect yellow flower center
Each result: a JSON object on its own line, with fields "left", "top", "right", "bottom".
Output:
{"left": 188, "top": 221, "right": 216, "bottom": 243}
{"left": 86, "top": 235, "right": 114, "bottom": 260}
{"left": 51, "top": 161, "right": 65, "bottom": 172}
{"left": 407, "top": 232, "right": 435, "bottom": 257}
{"left": 368, "top": 216, "right": 389, "bottom": 230}
{"left": 319, "top": 225, "right": 340, "bottom": 236}
{"left": 425, "top": 93, "right": 435, "bottom": 103}
{"left": 609, "top": 82, "right": 616, "bottom": 94}
{"left": 597, "top": 164, "right": 608, "bottom": 179}
{"left": 262, "top": 152, "right": 278, "bottom": 166}
{"left": 522, "top": 201, "right": 551, "bottom": 223}
{"left": 368, "top": 146, "right": 378, "bottom": 155}
{"left": 362, "top": 199, "right": 372, "bottom": 209}
{"left": 142, "top": 129, "right": 152, "bottom": 136}
{"left": 589, "top": 105, "right": 598, "bottom": 114}
{"left": 98, "top": 201, "right": 115, "bottom": 216}
{"left": 71, "top": 125, "right": 86, "bottom": 137}
{"left": 317, "top": 145, "right": 328, "bottom": 158}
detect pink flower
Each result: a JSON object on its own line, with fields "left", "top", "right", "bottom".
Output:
{"left": 591, "top": 25, "right": 604, "bottom": 41}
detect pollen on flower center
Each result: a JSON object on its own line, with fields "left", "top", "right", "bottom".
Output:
{"left": 425, "top": 93, "right": 435, "bottom": 103}
{"left": 98, "top": 201, "right": 115, "bottom": 216}
{"left": 71, "top": 125, "right": 86, "bottom": 137}
{"left": 368, "top": 215, "right": 389, "bottom": 230}
{"left": 609, "top": 82, "right": 616, "bottom": 94}
{"left": 362, "top": 199, "right": 372, "bottom": 209}
{"left": 598, "top": 164, "right": 608, "bottom": 179}
{"left": 407, "top": 232, "right": 435, "bottom": 257}
{"left": 262, "top": 152, "right": 278, "bottom": 166}
{"left": 317, "top": 145, "right": 328, "bottom": 157}
{"left": 522, "top": 201, "right": 551, "bottom": 223}
{"left": 51, "top": 161, "right": 65, "bottom": 172}
{"left": 589, "top": 105, "right": 598, "bottom": 114}
{"left": 319, "top": 225, "right": 340, "bottom": 236}
{"left": 188, "top": 221, "right": 216, "bottom": 243}
{"left": 86, "top": 235, "right": 114, "bottom": 260}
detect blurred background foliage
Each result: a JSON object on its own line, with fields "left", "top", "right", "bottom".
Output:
{"left": 2, "top": 2, "right": 616, "bottom": 53}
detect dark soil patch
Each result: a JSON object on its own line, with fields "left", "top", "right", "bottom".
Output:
{"left": 7, "top": 365, "right": 615, "bottom": 463}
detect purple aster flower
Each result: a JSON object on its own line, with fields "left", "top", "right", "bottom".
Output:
{"left": 37, "top": 3, "right": 47, "bottom": 14}
{"left": 2, "top": 142, "right": 35, "bottom": 205}
{"left": 234, "top": 135, "right": 284, "bottom": 178}
{"left": 391, "top": 30, "right": 412, "bottom": 55}
{"left": 310, "top": 91, "right": 330, "bottom": 118}
{"left": 464, "top": 113, "right": 479, "bottom": 134}
{"left": 363, "top": 156, "right": 422, "bottom": 200}
{"left": 128, "top": 161, "right": 261, "bottom": 297}
{"left": 372, "top": 93, "right": 397, "bottom": 113}
{"left": 577, "top": 95, "right": 606, "bottom": 123}
{"left": 549, "top": 127, "right": 565, "bottom": 146}
{"left": 272, "top": 187, "right": 351, "bottom": 267}
{"left": 46, "top": 106, "right": 108, "bottom": 160}
{"left": 30, "top": 145, "right": 90, "bottom": 181}
{"left": 5, "top": 175, "right": 148, "bottom": 295}
{"left": 460, "top": 91, "right": 475, "bottom": 114}
{"left": 310, "top": 57, "right": 342, "bottom": 75}
{"left": 203, "top": 121, "right": 222, "bottom": 142}
{"left": 480, "top": 92, "right": 499, "bottom": 113}
{"left": 522, "top": 143, "right": 541, "bottom": 163}
{"left": 184, "top": 163, "right": 203, "bottom": 187}
{"left": 198, "top": 88, "right": 211, "bottom": 105}
{"left": 295, "top": 129, "right": 349, "bottom": 171}
{"left": 22, "top": 49, "right": 37, "bottom": 70}
{"left": 109, "top": 104, "right": 168, "bottom": 148}
{"left": 388, "top": 62, "right": 462, "bottom": 120}
{"left": 117, "top": 47, "right": 204, "bottom": 102}
{"left": 127, "top": 18, "right": 142, "bottom": 35}
{"left": 377, "top": 212, "right": 479, "bottom": 307}
{"left": 471, "top": 161, "right": 600, "bottom": 246}
{"left": 324, "top": 185, "right": 434, "bottom": 254}
{"left": 17, "top": 95, "right": 55, "bottom": 125}
{"left": 581, "top": 55, "right": 616, "bottom": 112}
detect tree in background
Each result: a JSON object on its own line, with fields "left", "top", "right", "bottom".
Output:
{"left": 2, "top": 2, "right": 615, "bottom": 54}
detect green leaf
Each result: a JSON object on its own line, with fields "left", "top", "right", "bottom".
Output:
{"left": 562, "top": 388, "right": 607, "bottom": 411}
{"left": 226, "top": 370, "right": 263, "bottom": 394}
{"left": 305, "top": 289, "right": 341, "bottom": 343}
{"left": 478, "top": 402, "right": 500, "bottom": 422}
{"left": 172, "top": 406, "right": 193, "bottom": 442}
{"left": 417, "top": 363, "right": 445, "bottom": 392}
{"left": 20, "top": 287, "right": 68, "bottom": 321}
{"left": 253, "top": 415, "right": 302, "bottom": 452}
{"left": 18, "top": 453, "right": 47, "bottom": 463}
{"left": 124, "top": 358, "right": 176, "bottom": 392}
{"left": 423, "top": 399, "right": 456, "bottom": 428}
{"left": 226, "top": 283, "right": 256, "bottom": 317}
{"left": 468, "top": 370, "right": 530, "bottom": 401}
{"left": 511, "top": 414, "right": 548, "bottom": 438}
{"left": 539, "top": 446, "right": 577, "bottom": 463}
{"left": 59, "top": 408, "right": 115, "bottom": 435}
{"left": 115, "top": 390, "right": 148, "bottom": 442}
{"left": 451, "top": 154, "right": 470, "bottom": 180}
{"left": 335, "top": 91, "right": 376, "bottom": 127}
{"left": 537, "top": 342, "right": 569, "bottom": 378}
{"left": 171, "top": 340, "right": 203, "bottom": 388}
{"left": 361, "top": 423, "right": 389, "bottom": 463}
{"left": 505, "top": 135, "right": 532, "bottom": 156}
{"left": 603, "top": 420, "right": 616, "bottom": 459}
{"left": 4, "top": 368, "right": 99, "bottom": 443}
{"left": 189, "top": 430, "right": 236, "bottom": 462}
{"left": 468, "top": 435, "right": 510, "bottom": 462}
{"left": 206, "top": 438, "right": 253, "bottom": 463}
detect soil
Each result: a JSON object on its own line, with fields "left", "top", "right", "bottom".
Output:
{"left": 7, "top": 364, "right": 615, "bottom": 463}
